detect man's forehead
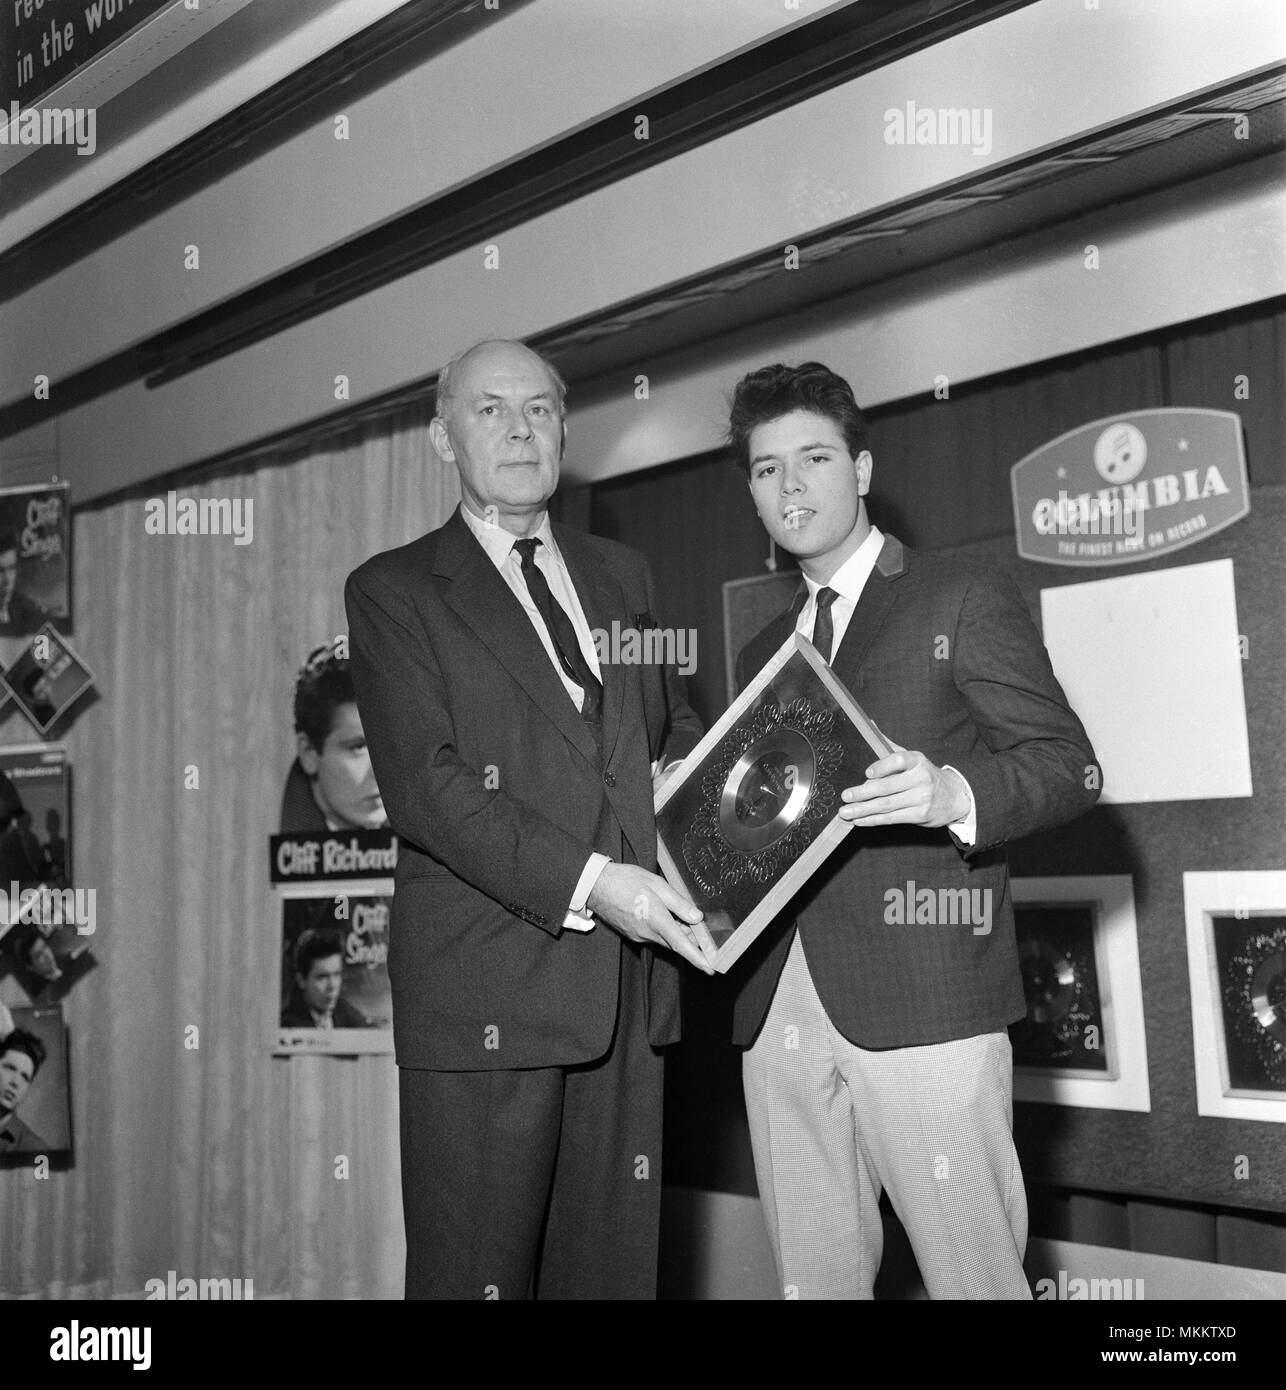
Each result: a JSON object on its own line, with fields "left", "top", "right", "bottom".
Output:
{"left": 750, "top": 411, "right": 849, "bottom": 455}
{"left": 455, "top": 345, "right": 557, "bottom": 397}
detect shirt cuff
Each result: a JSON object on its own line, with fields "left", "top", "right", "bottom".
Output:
{"left": 564, "top": 852, "right": 611, "bottom": 931}
{"left": 943, "top": 765, "right": 977, "bottom": 845}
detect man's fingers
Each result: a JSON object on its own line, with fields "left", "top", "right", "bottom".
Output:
{"left": 686, "top": 914, "right": 720, "bottom": 964}
{"left": 844, "top": 770, "right": 917, "bottom": 802}
{"left": 862, "top": 751, "right": 911, "bottom": 780}
{"left": 653, "top": 915, "right": 716, "bottom": 974}
{"left": 651, "top": 878, "right": 704, "bottom": 925}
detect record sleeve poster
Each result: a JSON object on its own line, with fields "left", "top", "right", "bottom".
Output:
{"left": 276, "top": 891, "right": 392, "bottom": 1056}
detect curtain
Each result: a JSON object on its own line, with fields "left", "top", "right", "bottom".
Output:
{"left": 1, "top": 403, "right": 459, "bottom": 1298}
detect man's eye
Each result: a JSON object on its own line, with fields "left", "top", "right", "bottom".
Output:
{"left": 480, "top": 405, "right": 497, "bottom": 416}
{"left": 529, "top": 405, "right": 549, "bottom": 417}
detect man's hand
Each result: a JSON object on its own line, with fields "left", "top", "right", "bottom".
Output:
{"left": 839, "top": 732, "right": 970, "bottom": 829}
{"left": 587, "top": 862, "right": 716, "bottom": 974}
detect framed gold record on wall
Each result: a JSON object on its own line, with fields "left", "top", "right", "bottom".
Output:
{"left": 1011, "top": 904, "right": 1114, "bottom": 1078}
{"left": 654, "top": 631, "right": 891, "bottom": 974}
{"left": 1009, "top": 876, "right": 1151, "bottom": 1112}
{"left": 1185, "top": 872, "right": 1286, "bottom": 1122}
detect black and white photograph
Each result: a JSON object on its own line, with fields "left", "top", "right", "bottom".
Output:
{"left": 2, "top": 920, "right": 96, "bottom": 1006}
{"left": 0, "top": 482, "right": 70, "bottom": 638}
{"left": 0, "top": 744, "right": 72, "bottom": 889}
{"left": 1185, "top": 872, "right": 1286, "bottom": 1123}
{"left": 1008, "top": 875, "right": 1151, "bottom": 1114}
{"left": 0, "top": 1003, "right": 71, "bottom": 1161}
{"left": 275, "top": 889, "right": 393, "bottom": 1056}
{"left": 0, "top": 0, "right": 1284, "bottom": 1360}
{"left": 0, "top": 625, "right": 95, "bottom": 736}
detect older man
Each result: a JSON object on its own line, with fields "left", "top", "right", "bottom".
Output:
{"left": 346, "top": 339, "right": 711, "bottom": 1300}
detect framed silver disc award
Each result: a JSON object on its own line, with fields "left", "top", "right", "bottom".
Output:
{"left": 654, "top": 631, "right": 891, "bottom": 973}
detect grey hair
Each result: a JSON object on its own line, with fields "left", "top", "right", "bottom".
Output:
{"left": 434, "top": 339, "right": 568, "bottom": 418}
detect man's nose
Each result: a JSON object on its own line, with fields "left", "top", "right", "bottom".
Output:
{"left": 506, "top": 410, "right": 533, "bottom": 438}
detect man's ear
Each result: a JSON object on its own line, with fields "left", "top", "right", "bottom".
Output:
{"left": 855, "top": 449, "right": 874, "bottom": 497}
{"left": 429, "top": 416, "right": 455, "bottom": 465}
{"left": 296, "top": 731, "right": 320, "bottom": 776}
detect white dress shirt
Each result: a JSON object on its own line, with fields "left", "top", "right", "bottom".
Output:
{"left": 460, "top": 503, "right": 607, "bottom": 928}
{"left": 797, "top": 526, "right": 977, "bottom": 844}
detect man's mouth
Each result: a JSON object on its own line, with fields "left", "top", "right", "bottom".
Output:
{"left": 782, "top": 506, "right": 814, "bottom": 529}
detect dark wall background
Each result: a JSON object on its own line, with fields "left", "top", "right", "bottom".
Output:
{"left": 560, "top": 297, "right": 1284, "bottom": 729}
{"left": 555, "top": 296, "right": 1286, "bottom": 1268}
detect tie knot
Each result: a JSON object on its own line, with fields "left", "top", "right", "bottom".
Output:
{"left": 513, "top": 537, "right": 542, "bottom": 565}
{"left": 816, "top": 586, "right": 838, "bottom": 612}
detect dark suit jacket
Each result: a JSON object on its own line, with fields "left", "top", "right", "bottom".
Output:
{"left": 345, "top": 508, "right": 702, "bottom": 1070}
{"left": 0, "top": 589, "right": 47, "bottom": 638}
{"left": 280, "top": 990, "right": 372, "bottom": 1030}
{"left": 0, "top": 1110, "right": 49, "bottom": 1154}
{"left": 729, "top": 535, "right": 1099, "bottom": 1050}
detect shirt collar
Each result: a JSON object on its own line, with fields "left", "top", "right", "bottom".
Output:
{"left": 802, "top": 525, "right": 884, "bottom": 607}
{"left": 459, "top": 502, "right": 557, "bottom": 572}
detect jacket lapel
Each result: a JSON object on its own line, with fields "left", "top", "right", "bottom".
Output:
{"left": 435, "top": 510, "right": 601, "bottom": 767}
{"left": 829, "top": 533, "right": 906, "bottom": 691}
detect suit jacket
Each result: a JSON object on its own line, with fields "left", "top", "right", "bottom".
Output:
{"left": 345, "top": 508, "right": 702, "bottom": 1070}
{"left": 0, "top": 1109, "right": 48, "bottom": 1154}
{"left": 0, "top": 589, "right": 47, "bottom": 638}
{"left": 729, "top": 535, "right": 1100, "bottom": 1050}
{"left": 280, "top": 990, "right": 373, "bottom": 1030}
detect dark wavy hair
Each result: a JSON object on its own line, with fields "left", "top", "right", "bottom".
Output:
{"left": 293, "top": 641, "right": 356, "bottom": 754}
{"left": 1, "top": 1026, "right": 46, "bottom": 1079}
{"left": 726, "top": 361, "right": 869, "bottom": 474}
{"left": 292, "top": 927, "right": 344, "bottom": 979}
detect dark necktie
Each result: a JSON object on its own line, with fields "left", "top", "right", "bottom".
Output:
{"left": 513, "top": 537, "right": 603, "bottom": 724}
{"left": 812, "top": 586, "right": 839, "bottom": 664}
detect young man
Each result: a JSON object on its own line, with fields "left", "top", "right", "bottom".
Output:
{"left": 726, "top": 361, "right": 1100, "bottom": 1299}
{"left": 279, "top": 641, "right": 387, "bottom": 833}
{"left": 0, "top": 1027, "right": 49, "bottom": 1154}
{"left": 280, "top": 928, "right": 372, "bottom": 1030}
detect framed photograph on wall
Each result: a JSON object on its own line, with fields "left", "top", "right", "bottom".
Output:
{"left": 1009, "top": 875, "right": 1150, "bottom": 1112}
{"left": 0, "top": 1003, "right": 71, "bottom": 1160}
{"left": 1184, "top": 871, "right": 1286, "bottom": 1123}
{"left": 273, "top": 881, "right": 394, "bottom": 1056}
{"left": 0, "top": 743, "right": 72, "bottom": 890}
{"left": 0, "top": 482, "right": 71, "bottom": 636}
{"left": 1, "top": 626, "right": 96, "bottom": 737}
